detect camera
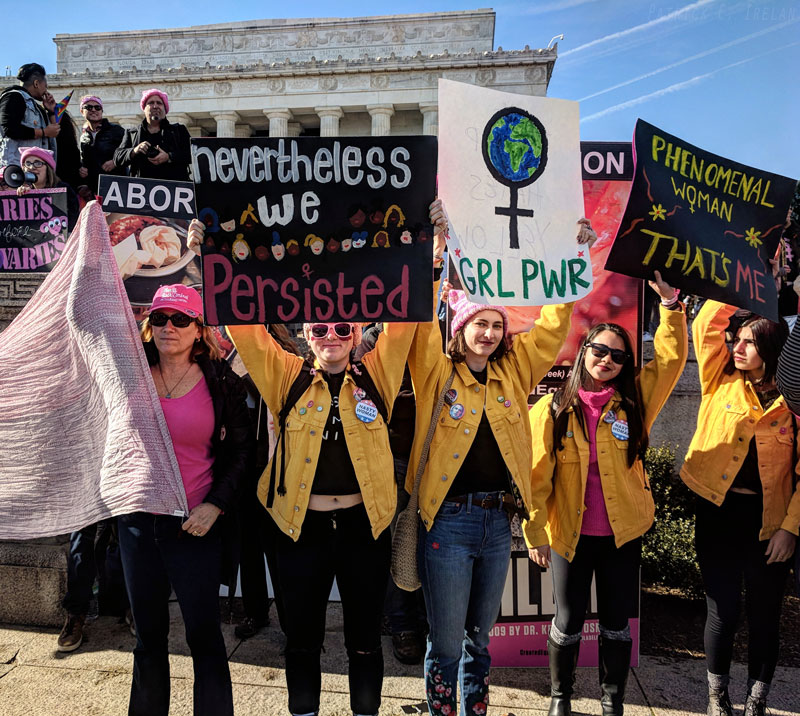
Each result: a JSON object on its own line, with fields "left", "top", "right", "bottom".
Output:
{"left": 146, "top": 145, "right": 161, "bottom": 159}
{"left": 0, "top": 164, "right": 37, "bottom": 189}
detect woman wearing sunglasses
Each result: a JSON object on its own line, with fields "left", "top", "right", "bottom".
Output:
{"left": 15, "top": 146, "right": 79, "bottom": 231}
{"left": 525, "top": 271, "right": 687, "bottom": 716}
{"left": 118, "top": 283, "right": 252, "bottom": 716}
{"left": 681, "top": 298, "right": 797, "bottom": 716}
{"left": 187, "top": 213, "right": 434, "bottom": 716}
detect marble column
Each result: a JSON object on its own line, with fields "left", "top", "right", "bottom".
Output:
{"left": 116, "top": 115, "right": 140, "bottom": 131}
{"left": 315, "top": 107, "right": 343, "bottom": 137}
{"left": 367, "top": 104, "right": 394, "bottom": 136}
{"left": 287, "top": 122, "right": 302, "bottom": 137}
{"left": 186, "top": 126, "right": 206, "bottom": 138}
{"left": 264, "top": 109, "right": 292, "bottom": 138}
{"left": 235, "top": 124, "right": 253, "bottom": 138}
{"left": 210, "top": 111, "right": 240, "bottom": 138}
{"left": 168, "top": 112, "right": 193, "bottom": 130}
{"left": 420, "top": 102, "right": 438, "bottom": 136}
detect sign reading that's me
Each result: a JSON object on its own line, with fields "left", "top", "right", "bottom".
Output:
{"left": 438, "top": 79, "right": 590, "bottom": 307}
{"left": 191, "top": 137, "right": 437, "bottom": 326}
{"left": 0, "top": 188, "right": 69, "bottom": 272}
{"left": 605, "top": 120, "right": 796, "bottom": 320}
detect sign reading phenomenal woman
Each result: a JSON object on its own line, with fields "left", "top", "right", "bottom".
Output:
{"left": 191, "top": 137, "right": 436, "bottom": 325}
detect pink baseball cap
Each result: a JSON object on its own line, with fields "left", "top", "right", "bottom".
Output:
{"left": 140, "top": 88, "right": 169, "bottom": 114}
{"left": 80, "top": 95, "right": 103, "bottom": 110}
{"left": 148, "top": 284, "right": 202, "bottom": 318}
{"left": 19, "top": 147, "right": 56, "bottom": 171}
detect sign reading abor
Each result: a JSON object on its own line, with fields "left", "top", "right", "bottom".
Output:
{"left": 191, "top": 137, "right": 437, "bottom": 325}
{"left": 605, "top": 120, "right": 796, "bottom": 320}
{"left": 0, "top": 188, "right": 69, "bottom": 272}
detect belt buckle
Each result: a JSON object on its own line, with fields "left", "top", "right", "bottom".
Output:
{"left": 480, "top": 496, "right": 495, "bottom": 509}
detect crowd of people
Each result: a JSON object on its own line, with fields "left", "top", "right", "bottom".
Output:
{"left": 1, "top": 62, "right": 799, "bottom": 716}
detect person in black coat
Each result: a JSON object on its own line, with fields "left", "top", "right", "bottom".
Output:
{"left": 118, "top": 284, "right": 253, "bottom": 716}
{"left": 77, "top": 95, "right": 126, "bottom": 196}
{"left": 114, "top": 88, "right": 191, "bottom": 181}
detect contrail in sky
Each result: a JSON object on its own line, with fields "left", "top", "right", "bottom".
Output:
{"left": 578, "top": 18, "right": 799, "bottom": 102}
{"left": 580, "top": 41, "right": 799, "bottom": 123}
{"left": 561, "top": 0, "right": 716, "bottom": 57}
{"left": 504, "top": 0, "right": 600, "bottom": 16}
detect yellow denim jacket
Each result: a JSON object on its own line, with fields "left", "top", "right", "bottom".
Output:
{"left": 522, "top": 305, "right": 688, "bottom": 560}
{"left": 405, "top": 288, "right": 574, "bottom": 530}
{"left": 680, "top": 300, "right": 800, "bottom": 539}
{"left": 229, "top": 322, "right": 415, "bottom": 541}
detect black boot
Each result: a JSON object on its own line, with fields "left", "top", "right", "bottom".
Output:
{"left": 598, "top": 636, "right": 631, "bottom": 716}
{"left": 548, "top": 637, "right": 580, "bottom": 716}
{"left": 707, "top": 687, "right": 733, "bottom": 716}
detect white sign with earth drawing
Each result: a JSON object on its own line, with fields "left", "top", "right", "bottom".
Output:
{"left": 438, "top": 79, "right": 590, "bottom": 306}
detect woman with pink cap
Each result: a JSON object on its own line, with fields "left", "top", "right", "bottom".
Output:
{"left": 405, "top": 205, "right": 596, "bottom": 716}
{"left": 117, "top": 283, "right": 252, "bottom": 716}
{"left": 15, "top": 146, "right": 79, "bottom": 231}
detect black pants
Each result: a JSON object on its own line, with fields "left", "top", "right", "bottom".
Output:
{"left": 274, "top": 502, "right": 390, "bottom": 716}
{"left": 551, "top": 535, "right": 641, "bottom": 636}
{"left": 695, "top": 493, "right": 791, "bottom": 683}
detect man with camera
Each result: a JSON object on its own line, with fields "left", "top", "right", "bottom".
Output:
{"left": 114, "top": 89, "right": 190, "bottom": 181}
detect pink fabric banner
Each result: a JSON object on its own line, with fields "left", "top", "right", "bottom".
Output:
{"left": 0, "top": 202, "right": 187, "bottom": 539}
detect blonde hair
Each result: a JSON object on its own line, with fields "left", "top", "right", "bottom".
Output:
{"left": 140, "top": 316, "right": 223, "bottom": 361}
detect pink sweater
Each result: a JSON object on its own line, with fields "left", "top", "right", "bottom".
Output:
{"left": 160, "top": 378, "right": 215, "bottom": 511}
{"left": 577, "top": 386, "right": 615, "bottom": 536}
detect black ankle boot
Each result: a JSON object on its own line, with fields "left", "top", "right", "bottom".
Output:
{"left": 707, "top": 687, "right": 733, "bottom": 716}
{"left": 598, "top": 636, "right": 631, "bottom": 716}
{"left": 548, "top": 637, "right": 580, "bottom": 716}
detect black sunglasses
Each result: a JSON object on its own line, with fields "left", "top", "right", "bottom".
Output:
{"left": 82, "top": 104, "right": 102, "bottom": 111}
{"left": 586, "top": 342, "right": 629, "bottom": 365}
{"left": 149, "top": 311, "right": 195, "bottom": 328}
{"left": 309, "top": 323, "right": 353, "bottom": 339}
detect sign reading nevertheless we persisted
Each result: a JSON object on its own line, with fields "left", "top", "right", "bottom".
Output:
{"left": 606, "top": 120, "right": 796, "bottom": 320}
{"left": 0, "top": 188, "right": 69, "bottom": 272}
{"left": 438, "top": 79, "right": 591, "bottom": 306}
{"left": 191, "top": 137, "right": 436, "bottom": 325}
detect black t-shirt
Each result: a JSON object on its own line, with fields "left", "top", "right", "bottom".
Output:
{"left": 311, "top": 371, "right": 360, "bottom": 495}
{"left": 446, "top": 367, "right": 509, "bottom": 497}
{"left": 731, "top": 439, "right": 762, "bottom": 494}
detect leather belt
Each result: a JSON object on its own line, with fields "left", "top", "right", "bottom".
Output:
{"left": 445, "top": 492, "right": 523, "bottom": 517}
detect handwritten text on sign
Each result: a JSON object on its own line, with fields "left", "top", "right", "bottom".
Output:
{"left": 0, "top": 188, "right": 69, "bottom": 272}
{"left": 192, "top": 137, "right": 436, "bottom": 325}
{"left": 605, "top": 120, "right": 796, "bottom": 320}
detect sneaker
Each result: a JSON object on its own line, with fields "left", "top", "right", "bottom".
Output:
{"left": 234, "top": 616, "right": 268, "bottom": 640}
{"left": 57, "top": 614, "right": 86, "bottom": 652}
{"left": 392, "top": 631, "right": 424, "bottom": 665}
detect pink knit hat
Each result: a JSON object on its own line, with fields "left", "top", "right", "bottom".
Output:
{"left": 79, "top": 95, "right": 103, "bottom": 110}
{"left": 140, "top": 88, "right": 169, "bottom": 114}
{"left": 19, "top": 147, "right": 56, "bottom": 171}
{"left": 303, "top": 322, "right": 363, "bottom": 347}
{"left": 148, "top": 284, "right": 202, "bottom": 318}
{"left": 449, "top": 290, "right": 509, "bottom": 339}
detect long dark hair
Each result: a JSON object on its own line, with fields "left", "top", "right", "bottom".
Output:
{"left": 551, "top": 322, "right": 646, "bottom": 467}
{"left": 723, "top": 313, "right": 788, "bottom": 384}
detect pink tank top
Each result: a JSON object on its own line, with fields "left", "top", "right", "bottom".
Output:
{"left": 160, "top": 377, "right": 215, "bottom": 511}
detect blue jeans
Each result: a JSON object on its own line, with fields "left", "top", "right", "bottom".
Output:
{"left": 118, "top": 513, "right": 233, "bottom": 716}
{"left": 418, "top": 493, "right": 512, "bottom": 716}
{"left": 63, "top": 520, "right": 113, "bottom": 615}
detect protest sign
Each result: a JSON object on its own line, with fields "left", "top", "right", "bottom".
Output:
{"left": 438, "top": 79, "right": 590, "bottom": 306}
{"left": 97, "top": 175, "right": 199, "bottom": 317}
{"left": 0, "top": 188, "right": 69, "bottom": 272}
{"left": 606, "top": 120, "right": 796, "bottom": 320}
{"left": 191, "top": 136, "right": 436, "bottom": 325}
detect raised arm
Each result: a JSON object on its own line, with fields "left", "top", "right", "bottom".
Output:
{"left": 692, "top": 299, "right": 737, "bottom": 394}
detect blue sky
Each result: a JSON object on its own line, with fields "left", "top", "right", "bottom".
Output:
{"left": 2, "top": 0, "right": 796, "bottom": 178}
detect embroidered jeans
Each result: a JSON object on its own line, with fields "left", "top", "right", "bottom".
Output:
{"left": 418, "top": 493, "right": 512, "bottom": 716}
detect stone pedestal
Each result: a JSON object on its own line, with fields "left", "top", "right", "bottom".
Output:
{"left": 0, "top": 537, "right": 68, "bottom": 627}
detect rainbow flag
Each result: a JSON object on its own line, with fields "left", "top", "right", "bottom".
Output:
{"left": 53, "top": 90, "right": 74, "bottom": 124}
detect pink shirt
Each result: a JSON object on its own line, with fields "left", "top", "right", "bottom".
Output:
{"left": 160, "top": 378, "right": 215, "bottom": 511}
{"left": 577, "top": 386, "right": 615, "bottom": 536}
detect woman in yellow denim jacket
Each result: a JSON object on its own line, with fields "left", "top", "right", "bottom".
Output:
{"left": 682, "top": 299, "right": 798, "bottom": 716}
{"left": 524, "top": 273, "right": 687, "bottom": 716}
{"left": 187, "top": 216, "right": 426, "bottom": 716}
{"left": 406, "top": 210, "right": 596, "bottom": 716}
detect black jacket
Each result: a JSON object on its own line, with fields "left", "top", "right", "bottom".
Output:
{"left": 114, "top": 118, "right": 191, "bottom": 181}
{"left": 79, "top": 118, "right": 126, "bottom": 192}
{"left": 144, "top": 342, "right": 254, "bottom": 512}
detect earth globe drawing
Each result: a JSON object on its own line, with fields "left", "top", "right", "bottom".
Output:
{"left": 481, "top": 107, "right": 548, "bottom": 248}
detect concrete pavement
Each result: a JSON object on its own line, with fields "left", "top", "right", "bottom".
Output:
{"left": 0, "top": 601, "right": 797, "bottom": 716}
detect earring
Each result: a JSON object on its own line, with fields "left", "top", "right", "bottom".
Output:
{"left": 194, "top": 338, "right": 200, "bottom": 343}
